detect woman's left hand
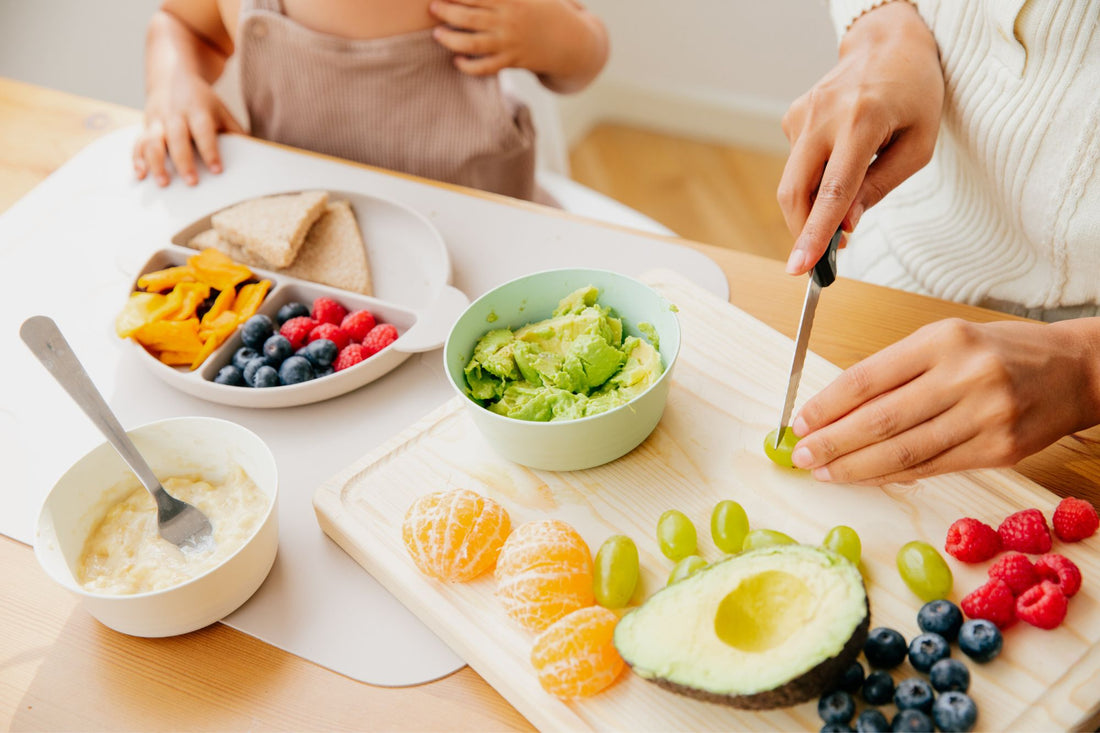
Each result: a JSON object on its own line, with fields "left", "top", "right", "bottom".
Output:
{"left": 789, "top": 318, "right": 1100, "bottom": 484}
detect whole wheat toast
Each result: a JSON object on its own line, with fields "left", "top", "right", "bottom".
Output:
{"left": 211, "top": 190, "right": 328, "bottom": 268}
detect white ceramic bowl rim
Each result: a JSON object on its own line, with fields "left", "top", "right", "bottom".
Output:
{"left": 38, "top": 415, "right": 279, "bottom": 600}
{"left": 444, "top": 267, "right": 681, "bottom": 426}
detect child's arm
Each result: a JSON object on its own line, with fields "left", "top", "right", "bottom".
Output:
{"left": 134, "top": 1, "right": 243, "bottom": 186}
{"left": 429, "top": 0, "right": 609, "bottom": 94}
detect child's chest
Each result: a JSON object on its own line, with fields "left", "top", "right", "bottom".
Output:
{"left": 222, "top": 0, "right": 435, "bottom": 41}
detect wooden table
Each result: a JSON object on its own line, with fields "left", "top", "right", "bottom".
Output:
{"left": 2, "top": 77, "right": 1098, "bottom": 731}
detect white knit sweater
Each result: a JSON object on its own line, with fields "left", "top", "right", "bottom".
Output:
{"left": 827, "top": 0, "right": 1100, "bottom": 319}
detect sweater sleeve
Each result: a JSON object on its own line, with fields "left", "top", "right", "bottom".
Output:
{"left": 827, "top": 0, "right": 911, "bottom": 41}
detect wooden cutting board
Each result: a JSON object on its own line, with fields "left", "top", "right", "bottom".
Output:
{"left": 314, "top": 270, "right": 1100, "bottom": 731}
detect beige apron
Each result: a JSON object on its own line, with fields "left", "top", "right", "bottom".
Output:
{"left": 238, "top": 0, "right": 539, "bottom": 201}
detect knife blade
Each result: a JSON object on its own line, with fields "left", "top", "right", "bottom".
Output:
{"left": 774, "top": 228, "right": 843, "bottom": 449}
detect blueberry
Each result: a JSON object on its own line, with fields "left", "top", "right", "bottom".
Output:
{"left": 917, "top": 599, "right": 963, "bottom": 642}
{"left": 890, "top": 709, "right": 934, "bottom": 732}
{"left": 232, "top": 346, "right": 261, "bottom": 371}
{"left": 242, "top": 357, "right": 268, "bottom": 387}
{"left": 276, "top": 301, "right": 310, "bottom": 325}
{"left": 818, "top": 690, "right": 855, "bottom": 724}
{"left": 213, "top": 364, "right": 244, "bottom": 386}
{"left": 315, "top": 365, "right": 335, "bottom": 378}
{"left": 832, "top": 661, "right": 865, "bottom": 694}
{"left": 908, "top": 632, "right": 950, "bottom": 673}
{"left": 929, "top": 658, "right": 970, "bottom": 692}
{"left": 240, "top": 314, "right": 275, "bottom": 350}
{"left": 263, "top": 334, "right": 294, "bottom": 365}
{"left": 958, "top": 619, "right": 1002, "bottom": 663}
{"left": 932, "top": 691, "right": 978, "bottom": 732}
{"left": 278, "top": 355, "right": 315, "bottom": 385}
{"left": 861, "top": 669, "right": 895, "bottom": 706}
{"left": 821, "top": 725, "right": 854, "bottom": 733}
{"left": 252, "top": 364, "right": 280, "bottom": 388}
{"left": 301, "top": 338, "right": 338, "bottom": 368}
{"left": 864, "top": 627, "right": 907, "bottom": 668}
{"left": 855, "top": 709, "right": 890, "bottom": 733}
{"left": 894, "top": 677, "right": 934, "bottom": 713}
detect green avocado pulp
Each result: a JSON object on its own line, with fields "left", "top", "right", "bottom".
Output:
{"left": 714, "top": 570, "right": 813, "bottom": 653}
{"left": 463, "top": 286, "right": 664, "bottom": 421}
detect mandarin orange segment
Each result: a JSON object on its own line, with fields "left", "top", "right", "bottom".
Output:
{"left": 495, "top": 519, "right": 594, "bottom": 632}
{"left": 402, "top": 489, "right": 511, "bottom": 582}
{"left": 530, "top": 606, "right": 624, "bottom": 698}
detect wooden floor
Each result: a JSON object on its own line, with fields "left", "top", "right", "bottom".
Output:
{"left": 569, "top": 123, "right": 793, "bottom": 262}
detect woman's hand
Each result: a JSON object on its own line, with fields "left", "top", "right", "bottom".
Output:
{"left": 789, "top": 318, "right": 1100, "bottom": 484}
{"left": 778, "top": 0, "right": 944, "bottom": 275}
{"left": 429, "top": 0, "right": 608, "bottom": 93}
{"left": 133, "top": 72, "right": 243, "bottom": 186}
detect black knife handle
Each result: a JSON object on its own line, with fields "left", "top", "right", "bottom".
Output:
{"left": 812, "top": 228, "right": 842, "bottom": 288}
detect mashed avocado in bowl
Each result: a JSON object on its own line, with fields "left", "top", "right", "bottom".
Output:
{"left": 444, "top": 268, "right": 680, "bottom": 471}
{"left": 463, "top": 285, "right": 664, "bottom": 422}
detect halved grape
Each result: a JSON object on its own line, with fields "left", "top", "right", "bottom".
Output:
{"left": 763, "top": 427, "right": 801, "bottom": 468}
{"left": 657, "top": 509, "right": 697, "bottom": 561}
{"left": 896, "top": 540, "right": 953, "bottom": 601}
{"left": 711, "top": 500, "right": 750, "bottom": 554}
{"left": 823, "top": 525, "right": 862, "bottom": 566}
{"left": 667, "top": 555, "right": 708, "bottom": 585}
{"left": 593, "top": 534, "right": 639, "bottom": 608}
{"left": 741, "top": 528, "right": 797, "bottom": 551}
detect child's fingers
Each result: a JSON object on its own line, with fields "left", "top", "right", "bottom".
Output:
{"left": 453, "top": 52, "right": 508, "bottom": 76}
{"left": 164, "top": 117, "right": 198, "bottom": 186}
{"left": 132, "top": 138, "right": 149, "bottom": 180}
{"left": 429, "top": 0, "right": 494, "bottom": 30}
{"left": 433, "top": 26, "right": 498, "bottom": 56}
{"left": 143, "top": 126, "right": 171, "bottom": 187}
{"left": 188, "top": 111, "right": 223, "bottom": 175}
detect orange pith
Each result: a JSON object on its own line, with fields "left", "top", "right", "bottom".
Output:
{"left": 530, "top": 606, "right": 624, "bottom": 698}
{"left": 402, "top": 489, "right": 511, "bottom": 582}
{"left": 495, "top": 519, "right": 594, "bottom": 632}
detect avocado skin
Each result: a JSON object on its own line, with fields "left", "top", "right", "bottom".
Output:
{"left": 630, "top": 600, "right": 869, "bottom": 709}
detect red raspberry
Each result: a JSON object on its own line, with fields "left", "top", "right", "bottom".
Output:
{"left": 334, "top": 343, "right": 370, "bottom": 371}
{"left": 1052, "top": 497, "right": 1099, "bottom": 542}
{"left": 1034, "top": 553, "right": 1082, "bottom": 598}
{"left": 998, "top": 508, "right": 1052, "bottom": 555}
{"left": 960, "top": 578, "right": 1017, "bottom": 630}
{"left": 312, "top": 297, "right": 348, "bottom": 326}
{"left": 341, "top": 310, "right": 377, "bottom": 342}
{"left": 945, "top": 517, "right": 1002, "bottom": 563}
{"left": 308, "top": 323, "right": 351, "bottom": 350}
{"left": 362, "top": 323, "right": 398, "bottom": 355}
{"left": 987, "top": 552, "right": 1039, "bottom": 596}
{"left": 279, "top": 316, "right": 318, "bottom": 350}
{"left": 1016, "top": 580, "right": 1068, "bottom": 629}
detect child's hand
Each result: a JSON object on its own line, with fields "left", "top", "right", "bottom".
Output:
{"left": 429, "top": 0, "right": 607, "bottom": 93}
{"left": 133, "top": 73, "right": 243, "bottom": 186}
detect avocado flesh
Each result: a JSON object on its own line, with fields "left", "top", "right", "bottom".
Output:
{"left": 614, "top": 544, "right": 869, "bottom": 709}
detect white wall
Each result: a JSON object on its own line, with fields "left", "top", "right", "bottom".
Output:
{"left": 0, "top": 0, "right": 839, "bottom": 153}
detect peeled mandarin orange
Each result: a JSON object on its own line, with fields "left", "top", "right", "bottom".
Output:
{"left": 530, "top": 606, "right": 624, "bottom": 698}
{"left": 495, "top": 519, "right": 594, "bottom": 632}
{"left": 402, "top": 489, "right": 511, "bottom": 582}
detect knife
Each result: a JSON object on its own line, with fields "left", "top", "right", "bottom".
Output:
{"left": 774, "top": 227, "right": 842, "bottom": 449}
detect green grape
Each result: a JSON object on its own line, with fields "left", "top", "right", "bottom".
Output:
{"left": 763, "top": 427, "right": 801, "bottom": 468}
{"left": 896, "top": 540, "right": 953, "bottom": 602}
{"left": 741, "top": 528, "right": 797, "bottom": 551}
{"left": 592, "top": 534, "right": 640, "bottom": 609}
{"left": 667, "top": 555, "right": 708, "bottom": 586}
{"left": 711, "top": 500, "right": 750, "bottom": 554}
{"left": 657, "top": 509, "right": 697, "bottom": 561}
{"left": 823, "top": 525, "right": 862, "bottom": 566}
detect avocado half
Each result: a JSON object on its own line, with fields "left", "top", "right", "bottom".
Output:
{"left": 613, "top": 544, "right": 869, "bottom": 709}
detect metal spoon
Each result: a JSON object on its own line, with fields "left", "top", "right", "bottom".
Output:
{"left": 20, "top": 315, "right": 214, "bottom": 552}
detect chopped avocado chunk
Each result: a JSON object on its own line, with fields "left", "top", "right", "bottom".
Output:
{"left": 638, "top": 322, "right": 659, "bottom": 351}
{"left": 463, "top": 286, "right": 663, "bottom": 422}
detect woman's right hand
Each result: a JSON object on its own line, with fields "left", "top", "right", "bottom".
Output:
{"left": 133, "top": 72, "right": 242, "bottom": 187}
{"left": 778, "top": 0, "right": 945, "bottom": 275}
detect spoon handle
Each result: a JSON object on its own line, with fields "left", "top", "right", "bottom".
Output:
{"left": 19, "top": 315, "right": 163, "bottom": 494}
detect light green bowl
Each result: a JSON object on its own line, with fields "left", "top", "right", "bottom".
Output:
{"left": 443, "top": 268, "right": 681, "bottom": 471}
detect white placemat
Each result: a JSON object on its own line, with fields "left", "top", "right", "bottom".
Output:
{"left": 0, "top": 127, "right": 728, "bottom": 686}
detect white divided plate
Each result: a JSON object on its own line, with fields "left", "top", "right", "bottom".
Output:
{"left": 128, "top": 190, "right": 469, "bottom": 408}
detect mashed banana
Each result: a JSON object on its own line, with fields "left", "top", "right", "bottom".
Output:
{"left": 78, "top": 466, "right": 268, "bottom": 594}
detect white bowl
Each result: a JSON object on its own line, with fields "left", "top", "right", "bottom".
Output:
{"left": 34, "top": 417, "right": 279, "bottom": 637}
{"left": 443, "top": 268, "right": 681, "bottom": 471}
